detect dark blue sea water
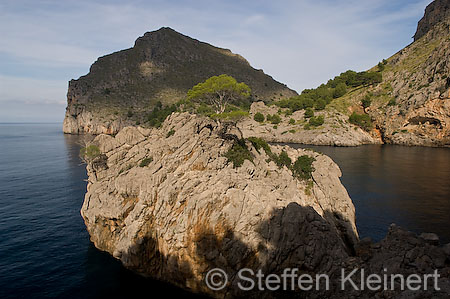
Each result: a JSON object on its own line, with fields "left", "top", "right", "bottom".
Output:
{"left": 0, "top": 124, "right": 449, "bottom": 298}
{"left": 288, "top": 143, "right": 450, "bottom": 243}
{"left": 0, "top": 124, "right": 199, "bottom": 298}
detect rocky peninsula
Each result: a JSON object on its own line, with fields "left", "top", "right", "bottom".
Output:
{"left": 80, "top": 113, "right": 450, "bottom": 298}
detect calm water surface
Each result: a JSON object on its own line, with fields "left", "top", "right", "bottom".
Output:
{"left": 1, "top": 124, "right": 449, "bottom": 298}
{"left": 0, "top": 124, "right": 200, "bottom": 298}
{"left": 286, "top": 143, "right": 450, "bottom": 243}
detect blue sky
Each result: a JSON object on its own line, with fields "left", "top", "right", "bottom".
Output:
{"left": 0, "top": 0, "right": 432, "bottom": 122}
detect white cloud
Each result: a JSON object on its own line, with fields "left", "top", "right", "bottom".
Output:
{"left": 0, "top": 0, "right": 433, "bottom": 121}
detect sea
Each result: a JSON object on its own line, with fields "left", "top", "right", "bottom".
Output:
{"left": 0, "top": 123, "right": 449, "bottom": 298}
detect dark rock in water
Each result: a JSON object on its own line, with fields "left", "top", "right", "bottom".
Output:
{"left": 419, "top": 232, "right": 440, "bottom": 245}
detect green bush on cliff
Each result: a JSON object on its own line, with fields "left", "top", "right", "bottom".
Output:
{"left": 269, "top": 114, "right": 281, "bottom": 124}
{"left": 292, "top": 155, "right": 316, "bottom": 180}
{"left": 308, "top": 115, "right": 324, "bottom": 127}
{"left": 224, "top": 139, "right": 253, "bottom": 168}
{"left": 275, "top": 151, "right": 291, "bottom": 168}
{"left": 147, "top": 102, "right": 177, "bottom": 127}
{"left": 166, "top": 128, "right": 175, "bottom": 138}
{"left": 304, "top": 108, "right": 314, "bottom": 118}
{"left": 80, "top": 145, "right": 100, "bottom": 161}
{"left": 254, "top": 112, "right": 265, "bottom": 123}
{"left": 248, "top": 137, "right": 272, "bottom": 156}
{"left": 139, "top": 157, "right": 153, "bottom": 167}
{"left": 349, "top": 112, "right": 372, "bottom": 131}
{"left": 362, "top": 95, "right": 372, "bottom": 109}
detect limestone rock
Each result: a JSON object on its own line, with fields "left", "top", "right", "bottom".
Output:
{"left": 238, "top": 102, "right": 380, "bottom": 146}
{"left": 80, "top": 113, "right": 450, "bottom": 297}
{"left": 81, "top": 112, "right": 358, "bottom": 296}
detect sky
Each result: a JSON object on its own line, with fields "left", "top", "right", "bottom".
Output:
{"left": 0, "top": 0, "right": 432, "bottom": 122}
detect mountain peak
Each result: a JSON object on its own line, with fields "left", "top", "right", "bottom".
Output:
{"left": 414, "top": 0, "right": 450, "bottom": 41}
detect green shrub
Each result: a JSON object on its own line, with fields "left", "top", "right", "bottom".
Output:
{"left": 270, "top": 114, "right": 281, "bottom": 124}
{"left": 254, "top": 112, "right": 265, "bottom": 123}
{"left": 304, "top": 108, "right": 314, "bottom": 118}
{"left": 275, "top": 151, "right": 291, "bottom": 168}
{"left": 196, "top": 103, "right": 214, "bottom": 116}
{"left": 349, "top": 112, "right": 372, "bottom": 131}
{"left": 273, "top": 125, "right": 278, "bottom": 129}
{"left": 289, "top": 118, "right": 295, "bottom": 125}
{"left": 308, "top": 115, "right": 324, "bottom": 127}
{"left": 210, "top": 110, "right": 249, "bottom": 121}
{"left": 247, "top": 137, "right": 315, "bottom": 181}
{"left": 387, "top": 99, "right": 396, "bottom": 106}
{"left": 292, "top": 155, "right": 316, "bottom": 180}
{"left": 362, "top": 95, "right": 372, "bottom": 109}
{"left": 333, "top": 83, "right": 347, "bottom": 98}
{"left": 224, "top": 139, "right": 253, "bottom": 168}
{"left": 166, "top": 129, "right": 175, "bottom": 138}
{"left": 314, "top": 99, "right": 326, "bottom": 110}
{"left": 139, "top": 157, "right": 153, "bottom": 167}
{"left": 284, "top": 109, "right": 293, "bottom": 116}
{"left": 248, "top": 137, "right": 272, "bottom": 156}
{"left": 80, "top": 145, "right": 100, "bottom": 161}
{"left": 127, "top": 110, "right": 134, "bottom": 118}
{"left": 147, "top": 103, "right": 177, "bottom": 127}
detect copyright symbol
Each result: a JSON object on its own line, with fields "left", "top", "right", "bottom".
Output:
{"left": 205, "top": 268, "right": 228, "bottom": 291}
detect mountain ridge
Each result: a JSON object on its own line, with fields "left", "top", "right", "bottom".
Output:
{"left": 63, "top": 27, "right": 296, "bottom": 134}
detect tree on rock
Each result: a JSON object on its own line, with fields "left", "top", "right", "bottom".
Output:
{"left": 187, "top": 74, "right": 251, "bottom": 114}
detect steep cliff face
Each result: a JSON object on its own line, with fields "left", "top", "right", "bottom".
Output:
{"left": 81, "top": 113, "right": 450, "bottom": 297}
{"left": 63, "top": 27, "right": 296, "bottom": 134}
{"left": 370, "top": 13, "right": 450, "bottom": 147}
{"left": 414, "top": 0, "right": 450, "bottom": 41}
{"left": 326, "top": 0, "right": 450, "bottom": 147}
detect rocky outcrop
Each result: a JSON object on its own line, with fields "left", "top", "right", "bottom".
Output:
{"left": 414, "top": 0, "right": 450, "bottom": 41}
{"left": 368, "top": 14, "right": 450, "bottom": 147}
{"left": 63, "top": 27, "right": 296, "bottom": 134}
{"left": 63, "top": 110, "right": 128, "bottom": 135}
{"left": 238, "top": 102, "right": 380, "bottom": 146}
{"left": 81, "top": 112, "right": 358, "bottom": 296}
{"left": 80, "top": 113, "right": 450, "bottom": 297}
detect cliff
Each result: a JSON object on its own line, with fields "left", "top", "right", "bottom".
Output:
{"left": 325, "top": 0, "right": 450, "bottom": 147}
{"left": 81, "top": 113, "right": 450, "bottom": 297}
{"left": 63, "top": 27, "right": 296, "bottom": 134}
{"left": 414, "top": 0, "right": 450, "bottom": 41}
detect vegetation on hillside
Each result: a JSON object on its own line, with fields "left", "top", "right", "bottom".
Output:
{"left": 147, "top": 101, "right": 178, "bottom": 127}
{"left": 274, "top": 70, "right": 382, "bottom": 114}
{"left": 80, "top": 145, "right": 101, "bottom": 162}
{"left": 246, "top": 137, "right": 316, "bottom": 181}
{"left": 349, "top": 112, "right": 373, "bottom": 131}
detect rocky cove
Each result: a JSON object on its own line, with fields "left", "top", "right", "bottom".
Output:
{"left": 80, "top": 112, "right": 450, "bottom": 298}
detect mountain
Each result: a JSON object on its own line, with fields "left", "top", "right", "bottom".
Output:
{"left": 250, "top": 0, "right": 449, "bottom": 147}
{"left": 358, "top": 0, "right": 450, "bottom": 146}
{"left": 63, "top": 27, "right": 296, "bottom": 134}
{"left": 414, "top": 0, "right": 450, "bottom": 40}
